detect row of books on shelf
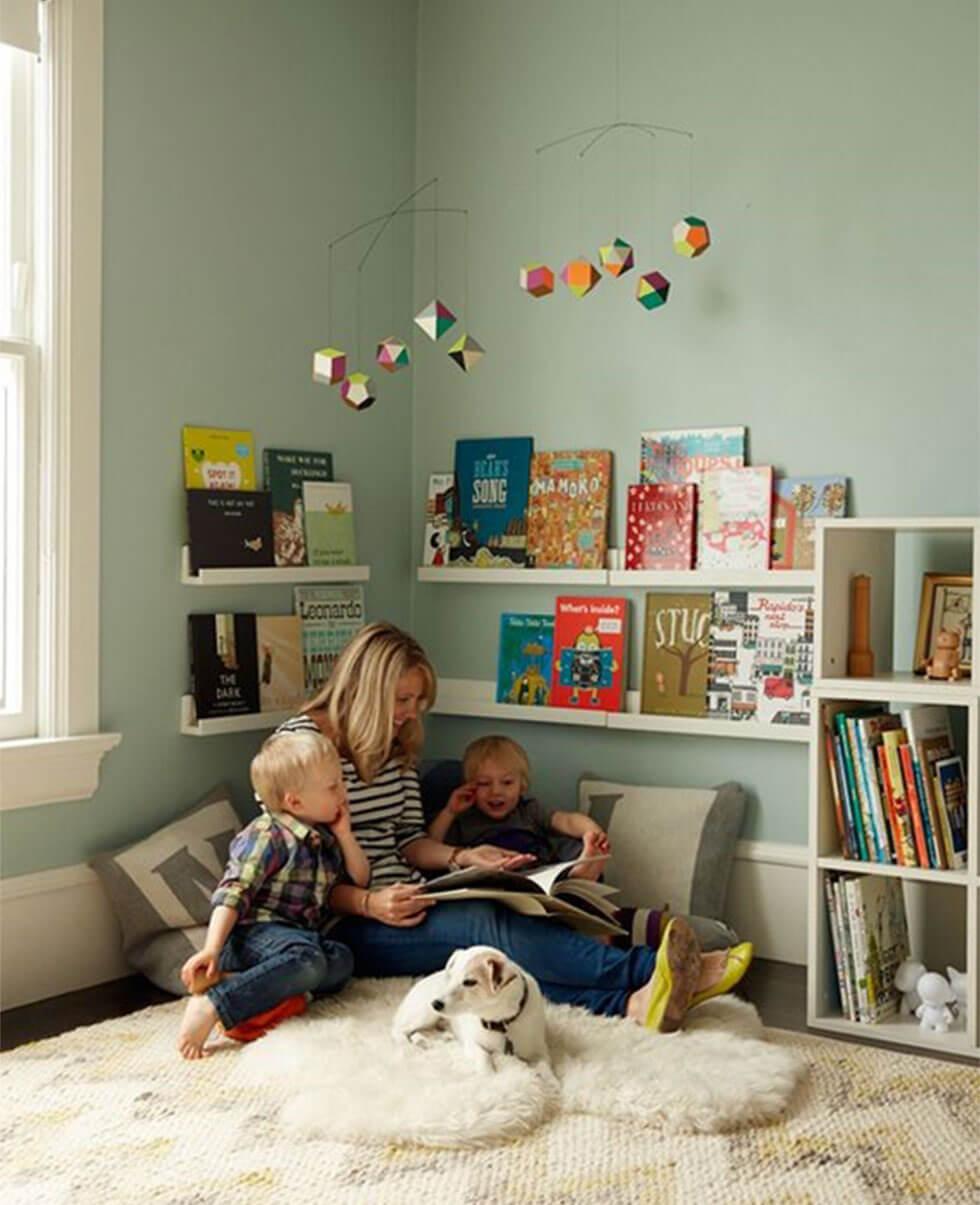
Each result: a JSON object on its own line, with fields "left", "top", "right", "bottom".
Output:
{"left": 181, "top": 426, "right": 356, "bottom": 570}
{"left": 824, "top": 872, "right": 909, "bottom": 1024}
{"left": 498, "top": 590, "right": 813, "bottom": 725}
{"left": 424, "top": 428, "right": 847, "bottom": 572}
{"left": 824, "top": 705, "right": 968, "bottom": 870}
{"left": 188, "top": 586, "right": 364, "bottom": 720}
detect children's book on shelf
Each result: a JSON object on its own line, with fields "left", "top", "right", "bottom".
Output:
{"left": 901, "top": 705, "right": 964, "bottom": 870}
{"left": 293, "top": 585, "right": 365, "bottom": 696}
{"left": 256, "top": 615, "right": 305, "bottom": 713}
{"left": 188, "top": 613, "right": 260, "bottom": 719}
{"left": 302, "top": 482, "right": 356, "bottom": 566}
{"left": 836, "top": 874, "right": 909, "bottom": 1024}
{"left": 185, "top": 489, "right": 274, "bottom": 573}
{"left": 624, "top": 483, "right": 697, "bottom": 570}
{"left": 496, "top": 613, "right": 555, "bottom": 705}
{"left": 880, "top": 728, "right": 917, "bottom": 867}
{"left": 451, "top": 437, "right": 533, "bottom": 567}
{"left": 182, "top": 426, "right": 256, "bottom": 491}
{"left": 771, "top": 475, "right": 848, "bottom": 570}
{"left": 825, "top": 876, "right": 858, "bottom": 1021}
{"left": 525, "top": 449, "right": 611, "bottom": 570}
{"left": 551, "top": 596, "right": 628, "bottom": 711}
{"left": 640, "top": 592, "right": 711, "bottom": 717}
{"left": 421, "top": 858, "right": 624, "bottom": 938}
{"left": 934, "top": 756, "right": 968, "bottom": 870}
{"left": 422, "top": 472, "right": 456, "bottom": 567}
{"left": 707, "top": 592, "right": 813, "bottom": 725}
{"left": 262, "top": 448, "right": 335, "bottom": 566}
{"left": 639, "top": 427, "right": 745, "bottom": 486}
{"left": 698, "top": 466, "right": 773, "bottom": 570}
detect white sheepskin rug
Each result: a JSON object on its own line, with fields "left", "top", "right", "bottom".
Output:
{"left": 240, "top": 977, "right": 805, "bottom": 1148}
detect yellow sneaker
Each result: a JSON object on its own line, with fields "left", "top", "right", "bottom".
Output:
{"left": 643, "top": 916, "right": 701, "bottom": 1033}
{"left": 690, "top": 942, "right": 754, "bottom": 1008}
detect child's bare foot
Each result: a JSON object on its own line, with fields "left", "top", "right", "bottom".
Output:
{"left": 178, "top": 995, "right": 219, "bottom": 1059}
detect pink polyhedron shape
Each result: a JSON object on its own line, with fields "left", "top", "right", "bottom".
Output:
{"left": 519, "top": 263, "right": 555, "bottom": 298}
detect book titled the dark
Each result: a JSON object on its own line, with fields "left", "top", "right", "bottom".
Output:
{"left": 186, "top": 489, "right": 274, "bottom": 573}
{"left": 188, "top": 613, "right": 260, "bottom": 718}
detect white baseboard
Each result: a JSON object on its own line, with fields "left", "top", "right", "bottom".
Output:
{"left": 0, "top": 840, "right": 809, "bottom": 1011}
{"left": 0, "top": 864, "right": 128, "bottom": 1010}
{"left": 727, "top": 840, "right": 807, "bottom": 965}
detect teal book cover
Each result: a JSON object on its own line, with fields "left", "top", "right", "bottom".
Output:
{"left": 263, "top": 448, "right": 334, "bottom": 566}
{"left": 303, "top": 482, "right": 356, "bottom": 566}
{"left": 496, "top": 613, "right": 555, "bottom": 705}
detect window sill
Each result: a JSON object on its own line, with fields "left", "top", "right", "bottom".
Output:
{"left": 0, "top": 733, "right": 121, "bottom": 810}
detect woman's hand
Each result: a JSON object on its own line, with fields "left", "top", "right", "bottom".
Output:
{"left": 458, "top": 844, "right": 537, "bottom": 872}
{"left": 445, "top": 783, "right": 477, "bottom": 816}
{"left": 366, "top": 883, "right": 433, "bottom": 927}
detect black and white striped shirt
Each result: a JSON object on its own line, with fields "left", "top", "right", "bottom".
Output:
{"left": 276, "top": 714, "right": 425, "bottom": 887}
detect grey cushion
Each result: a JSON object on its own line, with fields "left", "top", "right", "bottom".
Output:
{"left": 579, "top": 778, "right": 746, "bottom": 921}
{"left": 89, "top": 784, "right": 240, "bottom": 995}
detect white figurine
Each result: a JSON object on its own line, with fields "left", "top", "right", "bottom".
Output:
{"left": 946, "top": 966, "right": 968, "bottom": 1026}
{"left": 914, "top": 971, "right": 957, "bottom": 1034}
{"left": 894, "top": 959, "right": 926, "bottom": 1016}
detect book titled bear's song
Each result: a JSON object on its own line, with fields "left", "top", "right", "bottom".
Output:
{"left": 451, "top": 437, "right": 533, "bottom": 567}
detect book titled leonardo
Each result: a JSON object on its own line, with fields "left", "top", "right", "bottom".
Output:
{"left": 451, "top": 437, "right": 533, "bottom": 567}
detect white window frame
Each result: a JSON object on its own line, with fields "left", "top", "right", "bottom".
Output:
{"left": 0, "top": 0, "right": 120, "bottom": 810}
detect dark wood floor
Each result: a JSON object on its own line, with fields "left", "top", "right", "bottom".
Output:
{"left": 0, "top": 957, "right": 806, "bottom": 1052}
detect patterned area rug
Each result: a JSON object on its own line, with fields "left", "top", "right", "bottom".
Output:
{"left": 1, "top": 981, "right": 979, "bottom": 1205}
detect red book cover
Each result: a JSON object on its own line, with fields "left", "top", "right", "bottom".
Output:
{"left": 625, "top": 484, "right": 696, "bottom": 570}
{"left": 899, "top": 743, "right": 930, "bottom": 868}
{"left": 551, "top": 596, "right": 628, "bottom": 711}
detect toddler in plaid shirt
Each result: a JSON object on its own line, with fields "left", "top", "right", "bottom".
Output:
{"left": 177, "top": 729, "right": 369, "bottom": 1059}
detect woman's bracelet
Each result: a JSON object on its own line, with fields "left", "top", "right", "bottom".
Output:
{"left": 447, "top": 846, "right": 463, "bottom": 871}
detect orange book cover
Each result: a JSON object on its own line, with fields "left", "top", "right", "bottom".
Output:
{"left": 526, "top": 450, "right": 611, "bottom": 570}
{"left": 875, "top": 745, "right": 905, "bottom": 867}
{"left": 898, "top": 743, "right": 930, "bottom": 868}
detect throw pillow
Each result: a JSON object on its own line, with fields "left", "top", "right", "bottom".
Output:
{"left": 89, "top": 784, "right": 241, "bottom": 995}
{"left": 578, "top": 778, "right": 746, "bottom": 921}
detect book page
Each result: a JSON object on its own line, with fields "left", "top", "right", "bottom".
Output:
{"left": 522, "top": 856, "right": 607, "bottom": 895}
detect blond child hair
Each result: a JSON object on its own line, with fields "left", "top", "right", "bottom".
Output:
{"left": 304, "top": 622, "right": 437, "bottom": 782}
{"left": 250, "top": 729, "right": 341, "bottom": 812}
{"left": 462, "top": 735, "right": 531, "bottom": 793}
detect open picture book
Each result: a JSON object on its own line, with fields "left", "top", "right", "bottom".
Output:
{"left": 421, "top": 858, "right": 625, "bottom": 938}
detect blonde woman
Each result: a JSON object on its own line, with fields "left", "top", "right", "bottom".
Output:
{"left": 278, "top": 623, "right": 751, "bottom": 1032}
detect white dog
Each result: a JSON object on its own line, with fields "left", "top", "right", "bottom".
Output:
{"left": 392, "top": 945, "right": 549, "bottom": 1072}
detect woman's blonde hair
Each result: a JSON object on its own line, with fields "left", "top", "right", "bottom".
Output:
{"left": 304, "top": 622, "right": 437, "bottom": 782}
{"left": 250, "top": 729, "right": 340, "bottom": 812}
{"left": 462, "top": 735, "right": 531, "bottom": 793}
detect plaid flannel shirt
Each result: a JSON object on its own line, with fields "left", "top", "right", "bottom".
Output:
{"left": 211, "top": 810, "right": 344, "bottom": 930}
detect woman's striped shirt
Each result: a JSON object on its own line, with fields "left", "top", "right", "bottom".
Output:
{"left": 275, "top": 714, "right": 425, "bottom": 887}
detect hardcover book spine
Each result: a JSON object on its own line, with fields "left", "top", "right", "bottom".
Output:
{"left": 898, "top": 743, "right": 931, "bottom": 868}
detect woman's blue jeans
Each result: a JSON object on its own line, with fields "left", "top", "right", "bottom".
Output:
{"left": 208, "top": 921, "right": 354, "bottom": 1029}
{"left": 334, "top": 900, "right": 657, "bottom": 1017}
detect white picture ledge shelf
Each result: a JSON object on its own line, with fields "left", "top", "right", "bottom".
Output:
{"left": 431, "top": 679, "right": 811, "bottom": 742}
{"left": 180, "top": 695, "right": 290, "bottom": 737}
{"left": 181, "top": 547, "right": 370, "bottom": 587}
{"left": 418, "top": 563, "right": 814, "bottom": 589}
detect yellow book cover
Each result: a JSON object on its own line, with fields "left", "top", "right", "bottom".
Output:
{"left": 183, "top": 426, "right": 256, "bottom": 490}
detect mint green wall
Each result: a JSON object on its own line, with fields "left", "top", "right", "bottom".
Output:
{"left": 411, "top": 0, "right": 980, "bottom": 843}
{"left": 1, "top": 0, "right": 419, "bottom": 876}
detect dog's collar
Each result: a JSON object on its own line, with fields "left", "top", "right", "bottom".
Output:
{"left": 480, "top": 974, "right": 529, "bottom": 1037}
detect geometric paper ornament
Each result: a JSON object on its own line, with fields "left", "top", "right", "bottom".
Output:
{"left": 414, "top": 298, "right": 457, "bottom": 341}
{"left": 636, "top": 270, "right": 671, "bottom": 310}
{"left": 376, "top": 335, "right": 410, "bottom": 373}
{"left": 672, "top": 215, "right": 711, "bottom": 259}
{"left": 339, "top": 372, "right": 376, "bottom": 411}
{"left": 560, "top": 257, "right": 601, "bottom": 298}
{"left": 598, "top": 237, "right": 634, "bottom": 277}
{"left": 312, "top": 346, "right": 347, "bottom": 386}
{"left": 519, "top": 262, "right": 555, "bottom": 298}
{"left": 447, "top": 332, "right": 485, "bottom": 373}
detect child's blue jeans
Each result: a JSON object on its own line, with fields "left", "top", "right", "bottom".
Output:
{"left": 207, "top": 922, "right": 353, "bottom": 1029}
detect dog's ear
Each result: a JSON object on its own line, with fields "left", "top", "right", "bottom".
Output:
{"left": 446, "top": 949, "right": 465, "bottom": 974}
{"left": 484, "top": 954, "right": 507, "bottom": 994}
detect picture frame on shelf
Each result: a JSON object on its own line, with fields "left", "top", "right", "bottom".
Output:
{"left": 913, "top": 573, "right": 972, "bottom": 675}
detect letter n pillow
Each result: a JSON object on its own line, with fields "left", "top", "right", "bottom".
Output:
{"left": 90, "top": 784, "right": 241, "bottom": 995}
{"left": 578, "top": 778, "right": 745, "bottom": 921}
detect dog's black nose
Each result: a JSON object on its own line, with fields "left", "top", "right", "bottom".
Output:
{"left": 431, "top": 999, "right": 444, "bottom": 1012}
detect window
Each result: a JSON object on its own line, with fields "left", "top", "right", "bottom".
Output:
{"left": 0, "top": 0, "right": 120, "bottom": 809}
